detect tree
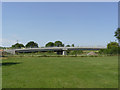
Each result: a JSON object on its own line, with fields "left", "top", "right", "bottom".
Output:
{"left": 107, "top": 42, "right": 119, "bottom": 49}
{"left": 45, "top": 42, "right": 54, "bottom": 47}
{"left": 72, "top": 44, "right": 74, "bottom": 47}
{"left": 66, "top": 45, "right": 70, "bottom": 47}
{"left": 99, "top": 42, "right": 119, "bottom": 55}
{"left": 114, "top": 28, "right": 120, "bottom": 54}
{"left": 25, "top": 41, "right": 38, "bottom": 48}
{"left": 54, "top": 41, "right": 64, "bottom": 47}
{"left": 115, "top": 28, "right": 120, "bottom": 41}
{"left": 11, "top": 43, "right": 24, "bottom": 49}
{"left": 99, "top": 48, "right": 118, "bottom": 55}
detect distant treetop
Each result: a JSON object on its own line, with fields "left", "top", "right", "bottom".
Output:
{"left": 25, "top": 41, "right": 38, "bottom": 48}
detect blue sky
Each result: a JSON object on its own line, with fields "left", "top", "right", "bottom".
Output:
{"left": 2, "top": 2, "right": 118, "bottom": 47}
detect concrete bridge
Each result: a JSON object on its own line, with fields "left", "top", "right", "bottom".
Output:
{"left": 4, "top": 47, "right": 106, "bottom": 55}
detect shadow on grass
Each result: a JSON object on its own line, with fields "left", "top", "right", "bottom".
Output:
{"left": 0, "top": 62, "right": 21, "bottom": 66}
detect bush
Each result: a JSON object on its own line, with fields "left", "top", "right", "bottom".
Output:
{"left": 68, "top": 50, "right": 83, "bottom": 55}
{"left": 99, "top": 47, "right": 118, "bottom": 55}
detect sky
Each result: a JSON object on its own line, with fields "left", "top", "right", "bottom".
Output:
{"left": 2, "top": 2, "right": 118, "bottom": 47}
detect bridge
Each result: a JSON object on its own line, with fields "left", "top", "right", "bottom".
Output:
{"left": 4, "top": 47, "right": 106, "bottom": 55}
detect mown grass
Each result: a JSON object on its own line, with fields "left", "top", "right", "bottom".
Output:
{"left": 2, "top": 56, "right": 118, "bottom": 88}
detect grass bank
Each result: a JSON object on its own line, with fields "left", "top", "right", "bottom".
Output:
{"left": 2, "top": 56, "right": 118, "bottom": 88}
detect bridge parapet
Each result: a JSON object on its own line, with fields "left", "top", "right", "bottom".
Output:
{"left": 62, "top": 47, "right": 68, "bottom": 50}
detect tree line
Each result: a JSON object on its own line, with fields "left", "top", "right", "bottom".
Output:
{"left": 11, "top": 41, "right": 75, "bottom": 49}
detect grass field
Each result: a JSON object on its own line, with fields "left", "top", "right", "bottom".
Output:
{"left": 2, "top": 56, "right": 118, "bottom": 88}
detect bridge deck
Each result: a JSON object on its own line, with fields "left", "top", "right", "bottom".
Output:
{"left": 4, "top": 47, "right": 106, "bottom": 54}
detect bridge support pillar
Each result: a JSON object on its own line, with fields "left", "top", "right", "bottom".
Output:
{"left": 62, "top": 50, "right": 67, "bottom": 55}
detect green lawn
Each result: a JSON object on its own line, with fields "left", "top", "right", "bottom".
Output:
{"left": 2, "top": 56, "right": 118, "bottom": 88}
